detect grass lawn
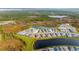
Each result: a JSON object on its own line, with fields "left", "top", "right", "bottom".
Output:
{"left": 14, "top": 34, "right": 36, "bottom": 51}
{"left": 38, "top": 36, "right": 79, "bottom": 40}
{"left": 0, "top": 34, "right": 2, "bottom": 40}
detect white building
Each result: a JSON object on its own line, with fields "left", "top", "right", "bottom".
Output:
{"left": 58, "top": 23, "right": 77, "bottom": 33}
{"left": 18, "top": 27, "right": 39, "bottom": 35}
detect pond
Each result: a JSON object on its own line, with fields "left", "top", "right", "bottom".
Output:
{"left": 34, "top": 38, "right": 79, "bottom": 49}
{"left": 48, "top": 15, "right": 67, "bottom": 18}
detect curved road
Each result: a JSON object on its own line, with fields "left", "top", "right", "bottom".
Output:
{"left": 34, "top": 38, "right": 79, "bottom": 49}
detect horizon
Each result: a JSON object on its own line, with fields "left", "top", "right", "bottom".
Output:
{"left": 0, "top": 8, "right": 79, "bottom": 11}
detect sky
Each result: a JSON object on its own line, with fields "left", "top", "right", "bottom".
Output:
{"left": 0, "top": 0, "right": 79, "bottom": 8}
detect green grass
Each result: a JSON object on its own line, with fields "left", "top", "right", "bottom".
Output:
{"left": 14, "top": 34, "right": 36, "bottom": 51}
{"left": 53, "top": 36, "right": 79, "bottom": 40}
{"left": 0, "top": 34, "right": 2, "bottom": 40}
{"left": 38, "top": 35, "right": 79, "bottom": 40}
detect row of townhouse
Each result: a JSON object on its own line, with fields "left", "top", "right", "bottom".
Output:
{"left": 58, "top": 23, "right": 77, "bottom": 33}
{"left": 27, "top": 32, "right": 79, "bottom": 38}
{"left": 39, "top": 46, "right": 79, "bottom": 51}
{"left": 17, "top": 27, "right": 57, "bottom": 35}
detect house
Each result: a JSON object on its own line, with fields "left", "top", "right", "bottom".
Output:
{"left": 58, "top": 23, "right": 77, "bottom": 33}
{"left": 32, "top": 26, "right": 57, "bottom": 33}
{"left": 17, "top": 27, "right": 39, "bottom": 35}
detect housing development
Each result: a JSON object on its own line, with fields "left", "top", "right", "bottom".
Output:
{"left": 0, "top": 8, "right": 79, "bottom": 51}
{"left": 18, "top": 23, "right": 79, "bottom": 39}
